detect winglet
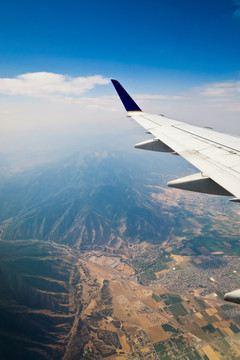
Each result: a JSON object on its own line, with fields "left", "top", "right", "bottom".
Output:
{"left": 111, "top": 79, "right": 142, "bottom": 112}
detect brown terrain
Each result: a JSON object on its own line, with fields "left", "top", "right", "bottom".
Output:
{"left": 1, "top": 154, "right": 240, "bottom": 360}
{"left": 38, "top": 187, "right": 240, "bottom": 359}
{"left": 60, "top": 239, "right": 240, "bottom": 360}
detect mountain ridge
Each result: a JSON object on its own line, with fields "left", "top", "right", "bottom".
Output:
{"left": 1, "top": 151, "right": 177, "bottom": 249}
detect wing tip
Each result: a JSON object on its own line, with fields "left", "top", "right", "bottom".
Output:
{"left": 111, "top": 79, "right": 142, "bottom": 112}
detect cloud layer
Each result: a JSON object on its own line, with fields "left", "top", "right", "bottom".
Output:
{"left": 200, "top": 80, "right": 240, "bottom": 98}
{"left": 0, "top": 72, "right": 110, "bottom": 99}
{"left": 1, "top": 74, "right": 240, "bottom": 151}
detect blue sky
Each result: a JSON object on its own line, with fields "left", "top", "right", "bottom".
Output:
{"left": 1, "top": 0, "right": 240, "bottom": 160}
{"left": 1, "top": 0, "right": 240, "bottom": 82}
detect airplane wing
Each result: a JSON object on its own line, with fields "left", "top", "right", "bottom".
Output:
{"left": 111, "top": 79, "right": 240, "bottom": 202}
{"left": 111, "top": 79, "right": 240, "bottom": 304}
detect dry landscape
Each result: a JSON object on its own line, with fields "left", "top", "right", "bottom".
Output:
{"left": 70, "top": 243, "right": 240, "bottom": 360}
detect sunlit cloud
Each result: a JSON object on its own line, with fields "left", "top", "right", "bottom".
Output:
{"left": 74, "top": 93, "right": 185, "bottom": 111}
{"left": 1, "top": 76, "right": 240, "bottom": 157}
{"left": 0, "top": 72, "right": 110, "bottom": 99}
{"left": 200, "top": 80, "right": 240, "bottom": 98}
{"left": 135, "top": 94, "right": 185, "bottom": 100}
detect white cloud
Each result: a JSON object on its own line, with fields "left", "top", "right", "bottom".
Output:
{"left": 135, "top": 94, "right": 185, "bottom": 100}
{"left": 200, "top": 80, "right": 240, "bottom": 98}
{"left": 0, "top": 72, "right": 183, "bottom": 107}
{"left": 0, "top": 72, "right": 110, "bottom": 99}
{"left": 1, "top": 75, "right": 240, "bottom": 158}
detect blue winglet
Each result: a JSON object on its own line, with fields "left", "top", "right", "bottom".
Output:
{"left": 111, "top": 79, "right": 142, "bottom": 112}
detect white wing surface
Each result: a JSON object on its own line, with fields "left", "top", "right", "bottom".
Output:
{"left": 112, "top": 79, "right": 240, "bottom": 304}
{"left": 112, "top": 79, "right": 240, "bottom": 201}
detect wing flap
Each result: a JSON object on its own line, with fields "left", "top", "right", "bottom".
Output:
{"left": 130, "top": 112, "right": 240, "bottom": 199}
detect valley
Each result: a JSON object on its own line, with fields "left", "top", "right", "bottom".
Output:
{"left": 0, "top": 151, "right": 240, "bottom": 359}
{"left": 75, "top": 243, "right": 240, "bottom": 360}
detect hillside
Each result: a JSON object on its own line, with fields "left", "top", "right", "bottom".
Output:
{"left": 1, "top": 151, "right": 238, "bottom": 251}
{"left": 0, "top": 151, "right": 240, "bottom": 359}
{"left": 0, "top": 152, "right": 184, "bottom": 248}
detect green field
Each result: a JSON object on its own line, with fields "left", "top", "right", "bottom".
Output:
{"left": 152, "top": 293, "right": 161, "bottom": 302}
{"left": 169, "top": 303, "right": 188, "bottom": 318}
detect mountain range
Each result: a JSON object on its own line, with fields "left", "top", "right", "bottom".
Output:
{"left": 0, "top": 150, "right": 239, "bottom": 359}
